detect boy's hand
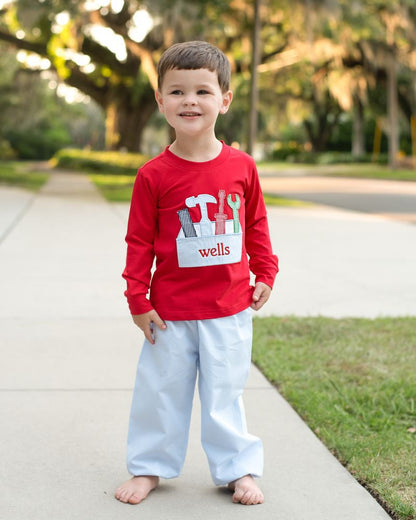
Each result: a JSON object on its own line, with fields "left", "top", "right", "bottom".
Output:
{"left": 251, "top": 282, "right": 272, "bottom": 311}
{"left": 132, "top": 310, "right": 166, "bottom": 345}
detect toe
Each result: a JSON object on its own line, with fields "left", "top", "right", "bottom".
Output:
{"left": 119, "top": 492, "right": 129, "bottom": 503}
{"left": 232, "top": 489, "right": 245, "bottom": 503}
{"left": 234, "top": 489, "right": 264, "bottom": 505}
{"left": 128, "top": 493, "right": 142, "bottom": 505}
{"left": 242, "top": 491, "right": 253, "bottom": 505}
{"left": 114, "top": 488, "right": 123, "bottom": 500}
{"left": 253, "top": 492, "right": 264, "bottom": 505}
{"left": 117, "top": 488, "right": 132, "bottom": 503}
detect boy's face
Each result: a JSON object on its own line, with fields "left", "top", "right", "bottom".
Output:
{"left": 155, "top": 68, "right": 233, "bottom": 139}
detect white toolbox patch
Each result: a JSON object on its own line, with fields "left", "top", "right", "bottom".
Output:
{"left": 176, "top": 220, "right": 242, "bottom": 267}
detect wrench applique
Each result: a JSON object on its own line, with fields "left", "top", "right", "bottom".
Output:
{"left": 227, "top": 193, "right": 241, "bottom": 233}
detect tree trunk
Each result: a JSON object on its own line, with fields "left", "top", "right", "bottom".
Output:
{"left": 104, "top": 83, "right": 157, "bottom": 152}
{"left": 387, "top": 50, "right": 399, "bottom": 169}
{"left": 352, "top": 96, "right": 365, "bottom": 156}
{"left": 247, "top": 0, "right": 261, "bottom": 156}
{"left": 304, "top": 113, "right": 333, "bottom": 152}
{"left": 303, "top": 89, "right": 341, "bottom": 152}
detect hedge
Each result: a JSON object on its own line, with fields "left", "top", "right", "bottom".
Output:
{"left": 51, "top": 148, "right": 149, "bottom": 174}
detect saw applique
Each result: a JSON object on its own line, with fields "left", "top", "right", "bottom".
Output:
{"left": 176, "top": 190, "right": 243, "bottom": 268}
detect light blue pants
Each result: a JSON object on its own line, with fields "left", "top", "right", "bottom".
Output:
{"left": 126, "top": 308, "right": 263, "bottom": 486}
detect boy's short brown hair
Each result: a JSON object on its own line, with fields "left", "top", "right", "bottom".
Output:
{"left": 157, "top": 41, "right": 231, "bottom": 93}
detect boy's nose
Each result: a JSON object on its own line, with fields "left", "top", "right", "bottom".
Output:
{"left": 183, "top": 95, "right": 197, "bottom": 106}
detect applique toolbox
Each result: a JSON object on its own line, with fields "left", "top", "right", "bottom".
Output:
{"left": 176, "top": 190, "right": 243, "bottom": 268}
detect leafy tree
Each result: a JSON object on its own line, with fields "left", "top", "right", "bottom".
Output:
{"left": 0, "top": 0, "right": 154, "bottom": 152}
{"left": 2, "top": 0, "right": 415, "bottom": 159}
{"left": 0, "top": 0, "right": 255, "bottom": 152}
{"left": 0, "top": 41, "right": 105, "bottom": 159}
{"left": 255, "top": 0, "right": 416, "bottom": 158}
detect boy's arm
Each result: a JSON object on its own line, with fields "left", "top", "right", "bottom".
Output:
{"left": 123, "top": 171, "right": 158, "bottom": 316}
{"left": 245, "top": 162, "right": 279, "bottom": 301}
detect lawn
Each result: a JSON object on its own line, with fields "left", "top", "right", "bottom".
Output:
{"left": 252, "top": 316, "right": 416, "bottom": 520}
{"left": 259, "top": 162, "right": 416, "bottom": 182}
{"left": 322, "top": 163, "right": 416, "bottom": 182}
{"left": 0, "top": 161, "right": 49, "bottom": 190}
{"left": 89, "top": 174, "right": 136, "bottom": 202}
{"left": 90, "top": 173, "right": 310, "bottom": 207}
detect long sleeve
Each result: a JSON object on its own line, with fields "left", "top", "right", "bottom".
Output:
{"left": 244, "top": 164, "right": 279, "bottom": 288}
{"left": 122, "top": 170, "right": 158, "bottom": 315}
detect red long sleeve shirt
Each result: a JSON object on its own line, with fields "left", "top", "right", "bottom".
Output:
{"left": 122, "top": 143, "right": 278, "bottom": 320}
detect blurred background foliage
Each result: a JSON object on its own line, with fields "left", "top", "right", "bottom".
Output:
{"left": 0, "top": 0, "right": 415, "bottom": 165}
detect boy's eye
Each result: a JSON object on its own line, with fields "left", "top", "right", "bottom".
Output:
{"left": 170, "top": 90, "right": 183, "bottom": 95}
{"left": 197, "top": 89, "right": 210, "bottom": 95}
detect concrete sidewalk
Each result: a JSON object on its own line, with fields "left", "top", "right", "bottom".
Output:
{"left": 2, "top": 172, "right": 410, "bottom": 519}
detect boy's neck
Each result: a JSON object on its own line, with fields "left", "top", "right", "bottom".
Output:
{"left": 169, "top": 136, "right": 223, "bottom": 162}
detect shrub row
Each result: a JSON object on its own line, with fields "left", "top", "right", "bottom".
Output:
{"left": 51, "top": 148, "right": 149, "bottom": 174}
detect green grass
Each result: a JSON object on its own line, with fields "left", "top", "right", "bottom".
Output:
{"left": 259, "top": 162, "right": 416, "bottom": 182}
{"left": 252, "top": 316, "right": 416, "bottom": 520}
{"left": 263, "top": 193, "right": 312, "bottom": 207}
{"left": 319, "top": 163, "right": 416, "bottom": 182}
{"left": 0, "top": 162, "right": 49, "bottom": 191}
{"left": 89, "top": 174, "right": 136, "bottom": 202}
{"left": 90, "top": 174, "right": 309, "bottom": 206}
{"left": 258, "top": 161, "right": 309, "bottom": 172}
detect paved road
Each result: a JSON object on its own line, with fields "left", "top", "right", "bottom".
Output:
{"left": 259, "top": 173, "right": 416, "bottom": 223}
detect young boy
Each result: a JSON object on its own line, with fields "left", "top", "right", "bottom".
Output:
{"left": 115, "top": 41, "right": 278, "bottom": 506}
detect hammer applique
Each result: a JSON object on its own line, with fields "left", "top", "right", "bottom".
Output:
{"left": 185, "top": 194, "right": 217, "bottom": 236}
{"left": 227, "top": 193, "right": 241, "bottom": 233}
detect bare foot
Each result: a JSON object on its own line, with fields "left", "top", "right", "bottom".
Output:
{"left": 115, "top": 475, "right": 159, "bottom": 504}
{"left": 228, "top": 475, "right": 264, "bottom": 505}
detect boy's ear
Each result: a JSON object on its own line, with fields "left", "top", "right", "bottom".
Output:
{"left": 220, "top": 90, "right": 233, "bottom": 114}
{"left": 155, "top": 89, "right": 164, "bottom": 113}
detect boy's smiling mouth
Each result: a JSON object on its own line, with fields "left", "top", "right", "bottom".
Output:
{"left": 179, "top": 111, "right": 202, "bottom": 117}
